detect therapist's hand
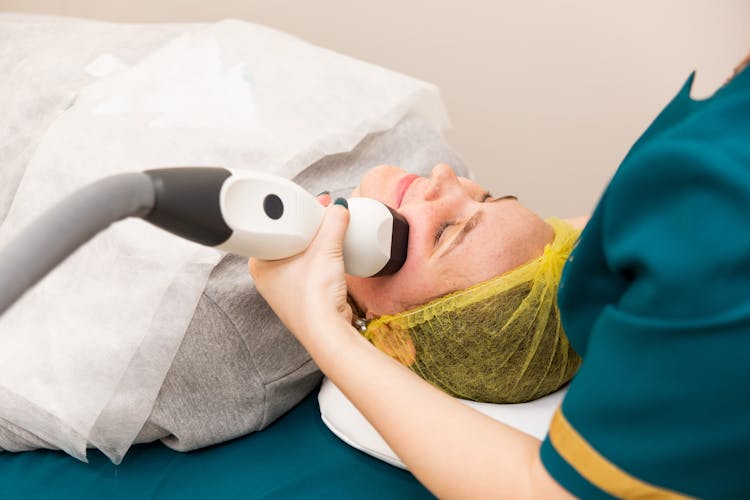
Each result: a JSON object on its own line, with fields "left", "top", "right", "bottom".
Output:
{"left": 249, "top": 202, "right": 352, "bottom": 348}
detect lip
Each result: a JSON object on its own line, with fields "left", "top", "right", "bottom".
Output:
{"left": 395, "top": 174, "right": 419, "bottom": 208}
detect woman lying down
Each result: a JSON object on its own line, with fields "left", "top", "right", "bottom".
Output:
{"left": 0, "top": 116, "right": 583, "bottom": 457}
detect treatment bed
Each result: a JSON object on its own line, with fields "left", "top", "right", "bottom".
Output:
{"left": 0, "top": 390, "right": 433, "bottom": 499}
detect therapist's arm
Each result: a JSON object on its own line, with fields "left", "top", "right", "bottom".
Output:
{"left": 250, "top": 205, "right": 572, "bottom": 500}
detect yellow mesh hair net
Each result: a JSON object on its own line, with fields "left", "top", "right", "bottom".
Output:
{"left": 362, "top": 217, "right": 581, "bottom": 404}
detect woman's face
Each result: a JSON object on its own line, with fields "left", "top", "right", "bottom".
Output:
{"left": 346, "top": 164, "right": 554, "bottom": 318}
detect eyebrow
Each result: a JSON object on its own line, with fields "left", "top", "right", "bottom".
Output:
{"left": 437, "top": 195, "right": 516, "bottom": 258}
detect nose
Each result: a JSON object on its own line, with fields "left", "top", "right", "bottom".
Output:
{"left": 423, "top": 164, "right": 459, "bottom": 201}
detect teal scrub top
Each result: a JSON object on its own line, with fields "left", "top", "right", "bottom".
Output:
{"left": 541, "top": 65, "right": 750, "bottom": 499}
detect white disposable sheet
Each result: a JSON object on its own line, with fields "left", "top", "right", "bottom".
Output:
{"left": 0, "top": 16, "right": 447, "bottom": 463}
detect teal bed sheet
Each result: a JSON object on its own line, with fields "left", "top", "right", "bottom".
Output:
{"left": 0, "top": 390, "right": 433, "bottom": 499}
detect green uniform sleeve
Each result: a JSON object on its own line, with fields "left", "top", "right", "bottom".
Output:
{"left": 541, "top": 137, "right": 750, "bottom": 499}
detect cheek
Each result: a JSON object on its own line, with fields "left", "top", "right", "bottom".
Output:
{"left": 346, "top": 208, "right": 448, "bottom": 316}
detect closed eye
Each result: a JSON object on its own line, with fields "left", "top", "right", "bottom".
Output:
{"left": 434, "top": 192, "right": 490, "bottom": 246}
{"left": 434, "top": 222, "right": 451, "bottom": 245}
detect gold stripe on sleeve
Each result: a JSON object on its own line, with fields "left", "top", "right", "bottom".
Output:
{"left": 548, "top": 408, "right": 693, "bottom": 499}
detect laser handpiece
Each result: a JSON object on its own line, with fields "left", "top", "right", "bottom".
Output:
{"left": 143, "top": 167, "right": 410, "bottom": 277}
{"left": 0, "top": 167, "right": 410, "bottom": 317}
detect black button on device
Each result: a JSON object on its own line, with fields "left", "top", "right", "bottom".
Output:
{"left": 263, "top": 194, "right": 284, "bottom": 220}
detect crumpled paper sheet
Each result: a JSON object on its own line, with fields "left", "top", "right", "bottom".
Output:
{"left": 0, "top": 16, "right": 447, "bottom": 463}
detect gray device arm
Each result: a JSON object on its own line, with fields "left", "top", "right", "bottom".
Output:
{"left": 0, "top": 173, "right": 155, "bottom": 316}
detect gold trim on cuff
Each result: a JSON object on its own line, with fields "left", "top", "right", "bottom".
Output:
{"left": 549, "top": 408, "right": 693, "bottom": 499}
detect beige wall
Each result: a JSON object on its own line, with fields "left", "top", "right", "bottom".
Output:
{"left": 2, "top": 1, "right": 749, "bottom": 216}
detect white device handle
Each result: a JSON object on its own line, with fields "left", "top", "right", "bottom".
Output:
{"left": 216, "top": 171, "right": 408, "bottom": 277}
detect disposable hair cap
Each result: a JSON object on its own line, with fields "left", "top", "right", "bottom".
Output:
{"left": 363, "top": 217, "right": 582, "bottom": 403}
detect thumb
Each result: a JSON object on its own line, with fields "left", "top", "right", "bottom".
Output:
{"left": 312, "top": 202, "right": 350, "bottom": 257}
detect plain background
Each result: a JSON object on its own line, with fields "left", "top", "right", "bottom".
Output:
{"left": 2, "top": 1, "right": 749, "bottom": 217}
